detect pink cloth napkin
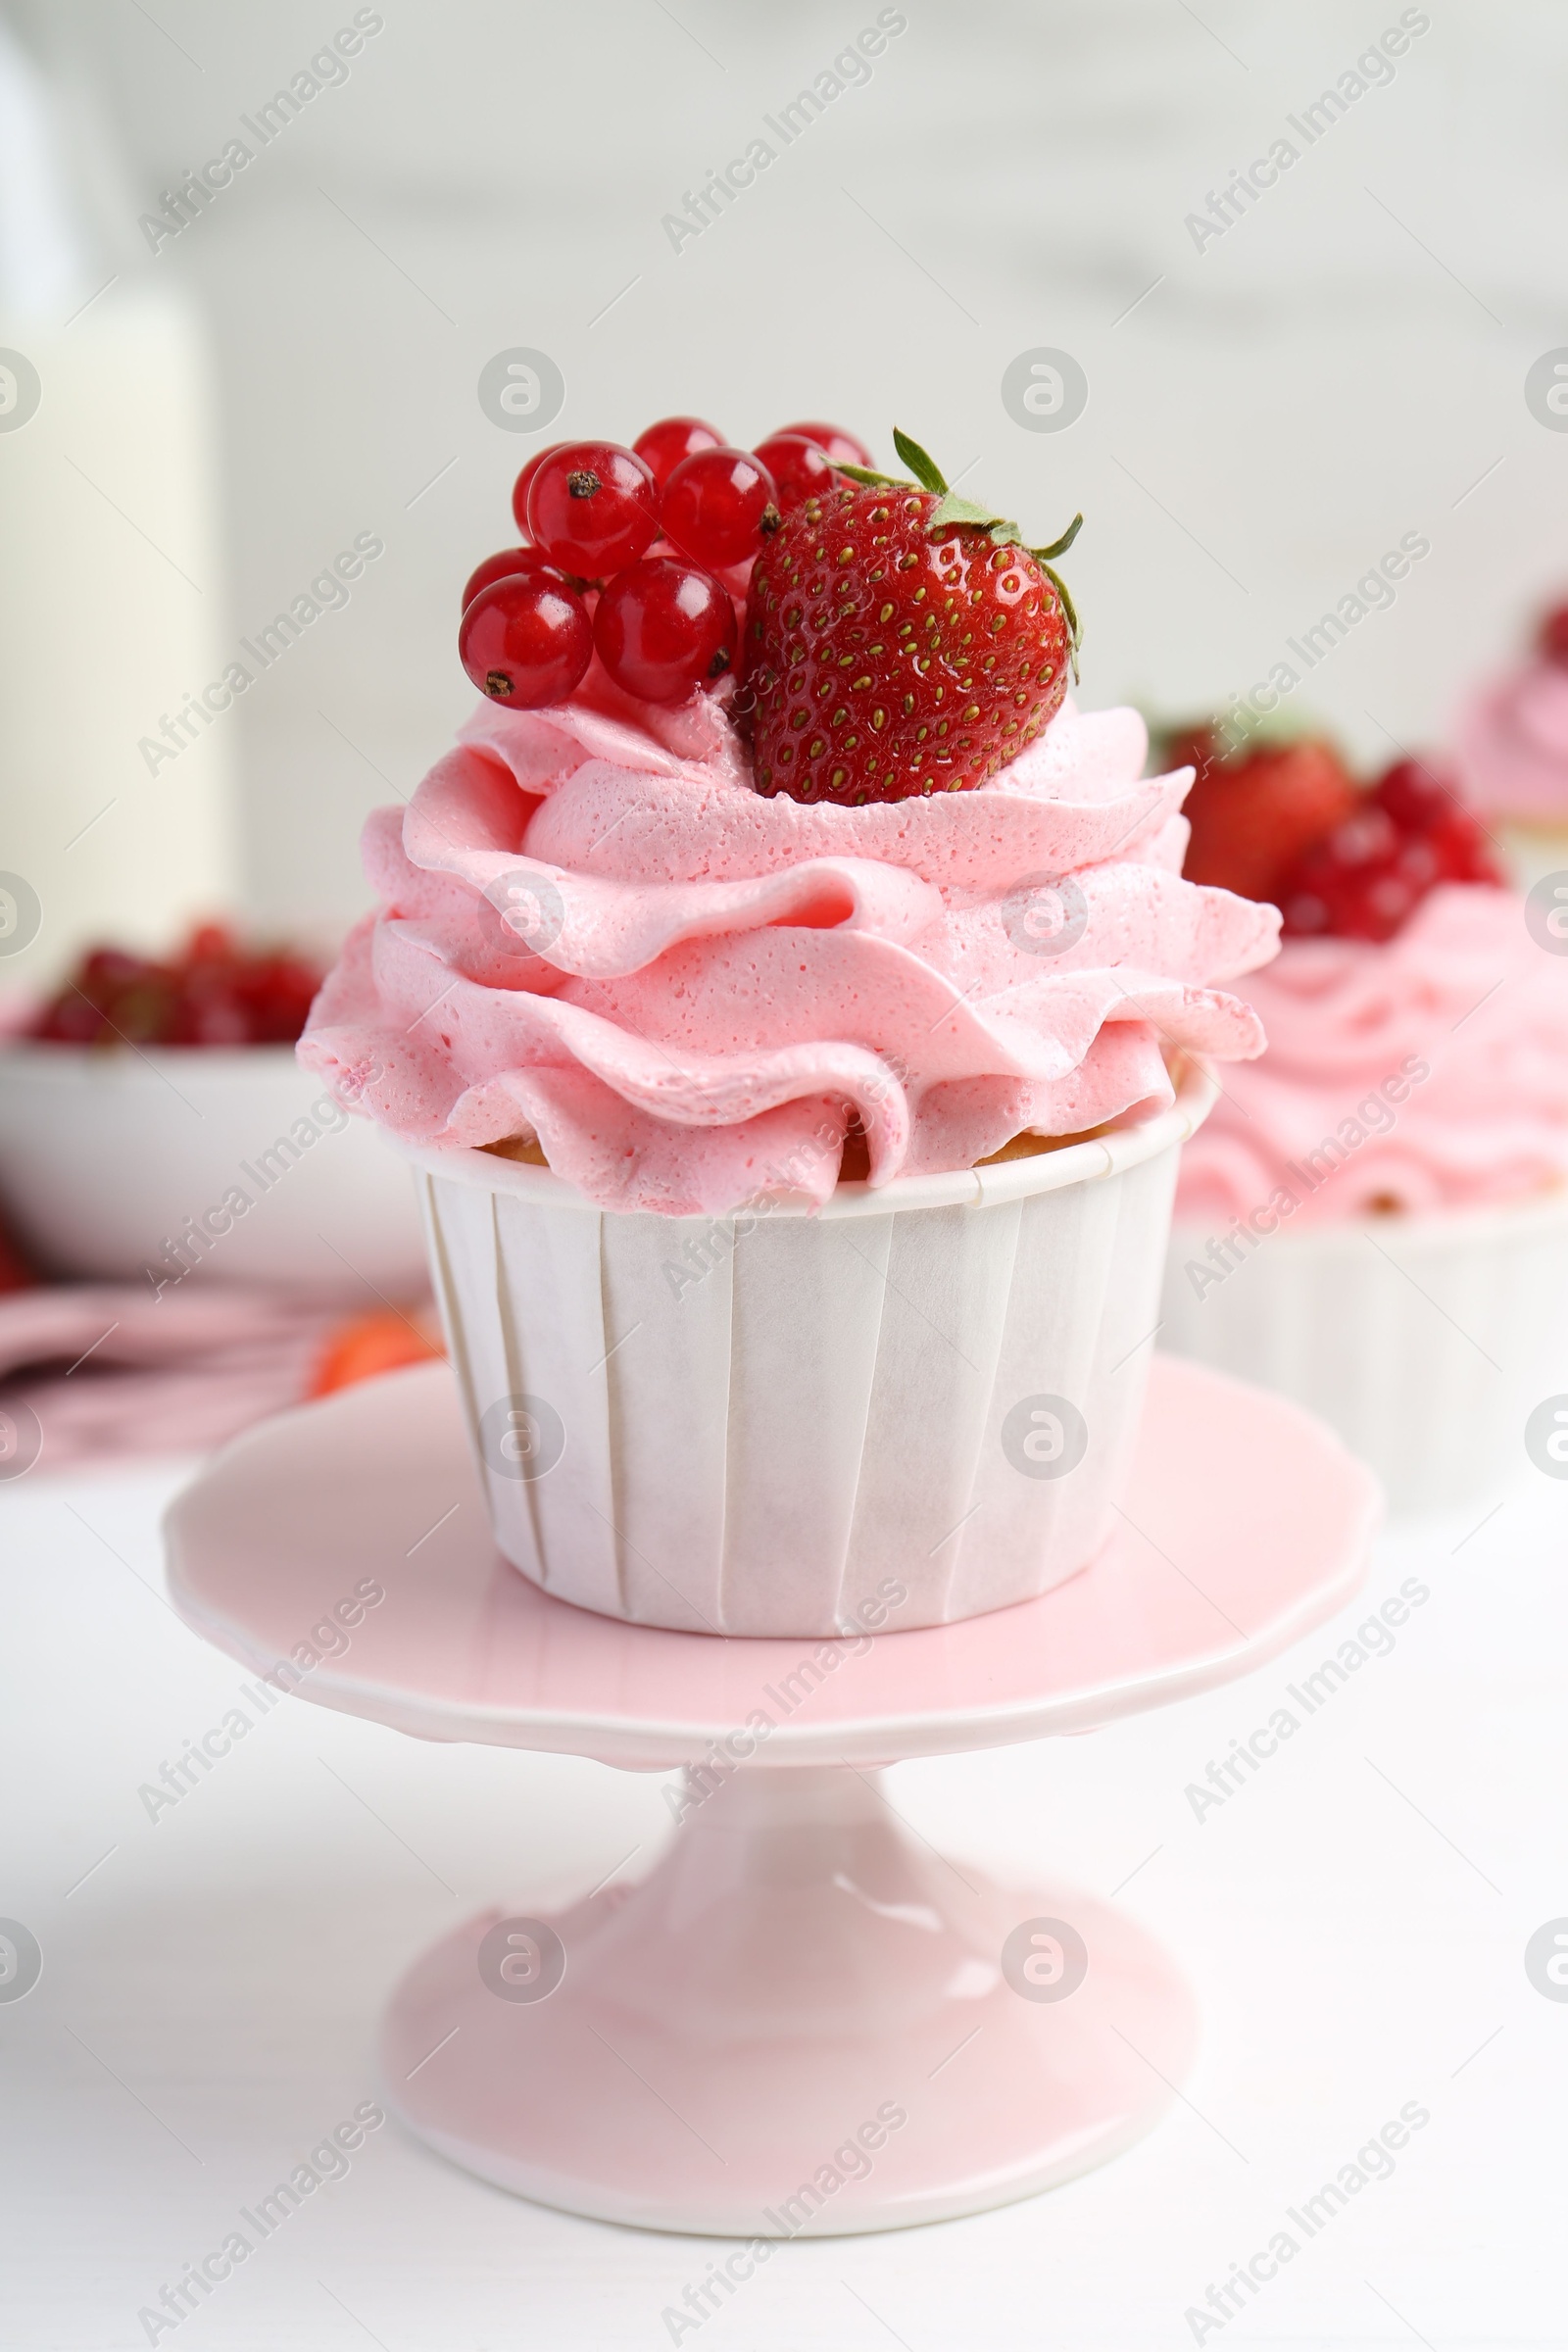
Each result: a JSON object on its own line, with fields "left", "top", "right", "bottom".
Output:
{"left": 0, "top": 1285, "right": 342, "bottom": 1474}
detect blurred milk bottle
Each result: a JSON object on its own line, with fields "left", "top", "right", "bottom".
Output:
{"left": 0, "top": 12, "right": 235, "bottom": 1004}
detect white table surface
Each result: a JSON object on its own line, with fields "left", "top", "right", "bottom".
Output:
{"left": 3, "top": 1439, "right": 1564, "bottom": 2351}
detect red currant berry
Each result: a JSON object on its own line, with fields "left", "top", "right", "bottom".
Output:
{"left": 1364, "top": 866, "right": 1420, "bottom": 936}
{"left": 1395, "top": 835, "right": 1440, "bottom": 888}
{"left": 1539, "top": 601, "right": 1568, "bottom": 668}
{"left": 1373, "top": 757, "right": 1450, "bottom": 834}
{"left": 461, "top": 546, "right": 565, "bottom": 612}
{"left": 771, "top": 419, "right": 872, "bottom": 467}
{"left": 510, "top": 442, "right": 568, "bottom": 538}
{"left": 1428, "top": 807, "right": 1502, "bottom": 884}
{"left": 526, "top": 440, "right": 659, "bottom": 576}
{"left": 632, "top": 415, "right": 725, "bottom": 489}
{"left": 458, "top": 575, "right": 593, "bottom": 709}
{"left": 660, "top": 447, "right": 780, "bottom": 569}
{"left": 1279, "top": 888, "right": 1330, "bottom": 937}
{"left": 752, "top": 431, "right": 837, "bottom": 511}
{"left": 1328, "top": 807, "right": 1398, "bottom": 867}
{"left": 593, "top": 559, "right": 737, "bottom": 705}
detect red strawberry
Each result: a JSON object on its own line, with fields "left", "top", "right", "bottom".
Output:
{"left": 1178, "top": 730, "right": 1358, "bottom": 903}
{"left": 743, "top": 429, "right": 1079, "bottom": 805}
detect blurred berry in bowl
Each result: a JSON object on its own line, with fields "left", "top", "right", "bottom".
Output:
{"left": 27, "top": 923, "right": 322, "bottom": 1048}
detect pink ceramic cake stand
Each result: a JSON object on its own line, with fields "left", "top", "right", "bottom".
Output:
{"left": 164, "top": 1357, "right": 1378, "bottom": 2236}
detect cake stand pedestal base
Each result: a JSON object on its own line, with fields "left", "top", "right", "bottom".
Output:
{"left": 382, "top": 1764, "right": 1195, "bottom": 2235}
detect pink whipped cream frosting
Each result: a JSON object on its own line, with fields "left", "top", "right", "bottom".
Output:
{"left": 1175, "top": 883, "right": 1568, "bottom": 1227}
{"left": 300, "top": 682, "right": 1279, "bottom": 1215}
{"left": 1457, "top": 657, "right": 1568, "bottom": 822}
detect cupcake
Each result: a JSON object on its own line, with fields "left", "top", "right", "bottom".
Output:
{"left": 1457, "top": 598, "right": 1568, "bottom": 892}
{"left": 1160, "top": 725, "right": 1568, "bottom": 1512}
{"left": 302, "top": 420, "right": 1277, "bottom": 1634}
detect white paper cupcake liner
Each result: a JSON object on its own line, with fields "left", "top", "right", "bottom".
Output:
{"left": 394, "top": 1065, "right": 1213, "bottom": 1636}
{"left": 1160, "top": 1187, "right": 1568, "bottom": 1514}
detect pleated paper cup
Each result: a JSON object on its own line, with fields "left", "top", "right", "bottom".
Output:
{"left": 394, "top": 1062, "right": 1213, "bottom": 1637}
{"left": 1160, "top": 1188, "right": 1568, "bottom": 1515}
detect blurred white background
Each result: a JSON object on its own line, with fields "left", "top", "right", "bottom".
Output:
{"left": 1, "top": 0, "right": 1564, "bottom": 972}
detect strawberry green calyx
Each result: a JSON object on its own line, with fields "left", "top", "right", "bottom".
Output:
{"left": 838, "top": 426, "right": 1082, "bottom": 671}
{"left": 891, "top": 426, "right": 948, "bottom": 491}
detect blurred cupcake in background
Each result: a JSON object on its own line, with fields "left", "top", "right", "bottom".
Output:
{"left": 1457, "top": 597, "right": 1568, "bottom": 894}
{"left": 1155, "top": 720, "right": 1568, "bottom": 1515}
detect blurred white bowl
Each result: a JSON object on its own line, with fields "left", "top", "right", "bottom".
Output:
{"left": 0, "top": 1043, "right": 427, "bottom": 1300}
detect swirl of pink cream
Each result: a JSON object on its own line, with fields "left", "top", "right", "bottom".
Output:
{"left": 300, "top": 684, "right": 1280, "bottom": 1215}
{"left": 1174, "top": 883, "right": 1568, "bottom": 1226}
{"left": 1458, "top": 659, "right": 1568, "bottom": 821}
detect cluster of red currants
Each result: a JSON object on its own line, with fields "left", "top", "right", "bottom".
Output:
{"left": 1277, "top": 759, "right": 1502, "bottom": 942}
{"left": 457, "top": 416, "right": 868, "bottom": 710}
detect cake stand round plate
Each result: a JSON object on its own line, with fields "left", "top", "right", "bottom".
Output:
{"left": 164, "top": 1357, "right": 1378, "bottom": 2235}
